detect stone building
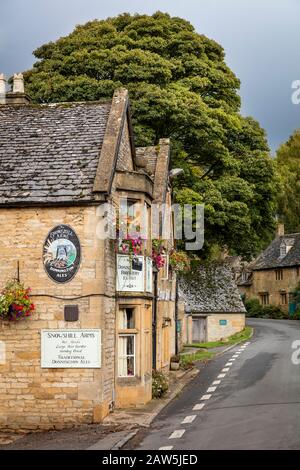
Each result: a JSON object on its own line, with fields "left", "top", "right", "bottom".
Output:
{"left": 238, "top": 225, "right": 300, "bottom": 313}
{"left": 0, "top": 75, "right": 176, "bottom": 430}
{"left": 179, "top": 264, "right": 246, "bottom": 343}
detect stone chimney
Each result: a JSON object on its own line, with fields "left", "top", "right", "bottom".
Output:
{"left": 13, "top": 73, "right": 25, "bottom": 93}
{"left": 276, "top": 223, "right": 285, "bottom": 237}
{"left": 5, "top": 73, "right": 31, "bottom": 105}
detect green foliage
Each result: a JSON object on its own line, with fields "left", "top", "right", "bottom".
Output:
{"left": 244, "top": 298, "right": 287, "bottom": 319}
{"left": 24, "top": 12, "right": 278, "bottom": 258}
{"left": 152, "top": 369, "right": 169, "bottom": 399}
{"left": 0, "top": 281, "right": 35, "bottom": 321}
{"left": 180, "top": 350, "right": 214, "bottom": 369}
{"left": 294, "top": 306, "right": 300, "bottom": 320}
{"left": 275, "top": 130, "right": 300, "bottom": 233}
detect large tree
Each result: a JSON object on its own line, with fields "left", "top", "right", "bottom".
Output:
{"left": 23, "top": 11, "right": 278, "bottom": 259}
{"left": 276, "top": 130, "right": 300, "bottom": 233}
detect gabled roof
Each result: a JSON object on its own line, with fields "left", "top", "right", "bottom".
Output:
{"left": 179, "top": 263, "right": 246, "bottom": 313}
{"left": 253, "top": 233, "right": 300, "bottom": 270}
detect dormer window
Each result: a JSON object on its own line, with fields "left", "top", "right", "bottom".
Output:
{"left": 279, "top": 239, "right": 294, "bottom": 258}
{"left": 280, "top": 244, "right": 287, "bottom": 257}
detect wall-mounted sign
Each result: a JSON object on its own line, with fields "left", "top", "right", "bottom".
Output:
{"left": 146, "top": 257, "right": 153, "bottom": 293}
{"left": 43, "top": 225, "right": 81, "bottom": 283}
{"left": 219, "top": 319, "right": 227, "bottom": 326}
{"left": 116, "top": 255, "right": 144, "bottom": 292}
{"left": 41, "top": 329, "right": 101, "bottom": 368}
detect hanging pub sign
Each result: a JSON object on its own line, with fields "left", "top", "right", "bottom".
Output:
{"left": 43, "top": 225, "right": 81, "bottom": 283}
{"left": 116, "top": 254, "right": 144, "bottom": 292}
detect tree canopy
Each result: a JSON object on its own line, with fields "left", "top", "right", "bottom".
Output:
{"left": 276, "top": 130, "right": 300, "bottom": 233}
{"left": 23, "top": 11, "right": 278, "bottom": 259}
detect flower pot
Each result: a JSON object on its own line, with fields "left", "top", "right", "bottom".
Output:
{"left": 170, "top": 362, "right": 180, "bottom": 371}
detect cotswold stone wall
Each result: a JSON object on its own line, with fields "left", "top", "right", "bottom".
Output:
{"left": 0, "top": 206, "right": 115, "bottom": 430}
{"left": 206, "top": 313, "right": 245, "bottom": 342}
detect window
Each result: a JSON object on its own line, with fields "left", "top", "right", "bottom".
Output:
{"left": 260, "top": 293, "right": 269, "bottom": 305}
{"left": 118, "top": 335, "right": 135, "bottom": 377}
{"left": 280, "top": 292, "right": 288, "bottom": 305}
{"left": 280, "top": 244, "right": 287, "bottom": 258}
{"left": 275, "top": 268, "right": 283, "bottom": 280}
{"left": 118, "top": 307, "right": 136, "bottom": 377}
{"left": 119, "top": 308, "right": 135, "bottom": 329}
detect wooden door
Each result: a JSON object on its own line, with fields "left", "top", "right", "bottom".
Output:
{"left": 192, "top": 317, "right": 206, "bottom": 343}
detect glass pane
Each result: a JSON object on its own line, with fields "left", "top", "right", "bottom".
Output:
{"left": 127, "top": 356, "right": 135, "bottom": 376}
{"left": 126, "top": 336, "right": 134, "bottom": 355}
{"left": 126, "top": 309, "right": 134, "bottom": 329}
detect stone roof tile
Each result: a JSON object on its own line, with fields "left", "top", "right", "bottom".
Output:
{"left": 179, "top": 263, "right": 246, "bottom": 313}
{"left": 0, "top": 102, "right": 111, "bottom": 205}
{"left": 253, "top": 233, "right": 300, "bottom": 270}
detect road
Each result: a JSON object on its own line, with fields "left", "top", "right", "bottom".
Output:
{"left": 131, "top": 319, "right": 300, "bottom": 450}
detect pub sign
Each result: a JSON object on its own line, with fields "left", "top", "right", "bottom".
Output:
{"left": 43, "top": 225, "right": 81, "bottom": 283}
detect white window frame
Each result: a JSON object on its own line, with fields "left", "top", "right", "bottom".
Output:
{"left": 118, "top": 334, "right": 136, "bottom": 378}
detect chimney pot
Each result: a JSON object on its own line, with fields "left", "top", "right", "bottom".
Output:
{"left": 13, "top": 73, "right": 24, "bottom": 94}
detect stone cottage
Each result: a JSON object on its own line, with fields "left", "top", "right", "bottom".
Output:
{"left": 0, "top": 75, "right": 176, "bottom": 430}
{"left": 238, "top": 224, "right": 300, "bottom": 313}
{"left": 179, "top": 264, "right": 246, "bottom": 343}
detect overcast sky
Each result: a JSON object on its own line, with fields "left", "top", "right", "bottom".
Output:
{"left": 1, "top": 0, "right": 300, "bottom": 153}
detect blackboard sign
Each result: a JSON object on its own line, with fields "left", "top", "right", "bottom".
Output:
{"left": 43, "top": 225, "right": 81, "bottom": 283}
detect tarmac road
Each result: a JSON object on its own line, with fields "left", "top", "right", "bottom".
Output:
{"left": 132, "top": 319, "right": 300, "bottom": 450}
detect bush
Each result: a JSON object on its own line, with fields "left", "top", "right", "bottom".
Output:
{"left": 244, "top": 298, "right": 287, "bottom": 319}
{"left": 152, "top": 370, "right": 169, "bottom": 399}
{"left": 244, "top": 298, "right": 263, "bottom": 317}
{"left": 262, "top": 305, "right": 287, "bottom": 319}
{"left": 293, "top": 306, "right": 300, "bottom": 320}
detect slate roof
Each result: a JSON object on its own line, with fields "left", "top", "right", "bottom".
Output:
{"left": 179, "top": 264, "right": 246, "bottom": 313}
{"left": 252, "top": 233, "right": 300, "bottom": 270}
{"left": 0, "top": 102, "right": 111, "bottom": 205}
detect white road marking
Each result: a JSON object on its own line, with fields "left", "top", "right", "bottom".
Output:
{"left": 232, "top": 355, "right": 239, "bottom": 358}
{"left": 207, "top": 386, "right": 217, "bottom": 393}
{"left": 169, "top": 429, "right": 185, "bottom": 439}
{"left": 225, "top": 362, "right": 232, "bottom": 366}
{"left": 159, "top": 446, "right": 173, "bottom": 450}
{"left": 218, "top": 373, "right": 226, "bottom": 378}
{"left": 230, "top": 358, "right": 236, "bottom": 361}
{"left": 182, "top": 415, "right": 197, "bottom": 424}
{"left": 193, "top": 403, "right": 205, "bottom": 410}
{"left": 200, "top": 394, "right": 212, "bottom": 400}
{"left": 222, "top": 367, "right": 230, "bottom": 372}
{"left": 212, "top": 380, "right": 221, "bottom": 385}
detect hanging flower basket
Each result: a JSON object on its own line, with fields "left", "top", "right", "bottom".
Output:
{"left": 169, "top": 250, "right": 190, "bottom": 273}
{"left": 0, "top": 281, "right": 35, "bottom": 321}
{"left": 152, "top": 240, "right": 166, "bottom": 270}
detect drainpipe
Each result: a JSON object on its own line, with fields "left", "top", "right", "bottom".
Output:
{"left": 175, "top": 276, "right": 179, "bottom": 355}
{"left": 152, "top": 267, "right": 158, "bottom": 370}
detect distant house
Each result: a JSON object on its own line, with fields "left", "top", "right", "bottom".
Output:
{"left": 239, "top": 225, "right": 300, "bottom": 313}
{"left": 179, "top": 264, "right": 246, "bottom": 343}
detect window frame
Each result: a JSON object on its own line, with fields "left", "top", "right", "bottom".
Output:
{"left": 118, "top": 333, "right": 136, "bottom": 378}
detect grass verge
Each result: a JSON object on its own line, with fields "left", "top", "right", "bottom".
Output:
{"left": 186, "top": 326, "right": 253, "bottom": 350}
{"left": 180, "top": 326, "right": 253, "bottom": 369}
